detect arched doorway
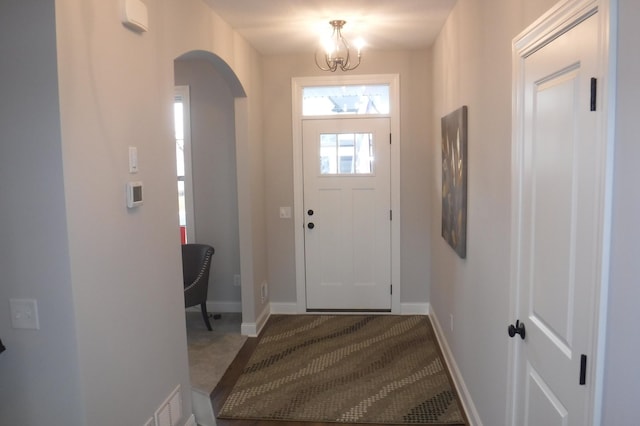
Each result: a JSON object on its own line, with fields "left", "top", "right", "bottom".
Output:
{"left": 173, "top": 50, "right": 249, "bottom": 426}
{"left": 174, "top": 51, "right": 246, "bottom": 313}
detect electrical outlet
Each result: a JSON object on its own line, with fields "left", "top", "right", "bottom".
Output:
{"left": 261, "top": 281, "right": 268, "bottom": 303}
{"left": 450, "top": 314, "right": 454, "bottom": 332}
{"left": 233, "top": 274, "right": 241, "bottom": 287}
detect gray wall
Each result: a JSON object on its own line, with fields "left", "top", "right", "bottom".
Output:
{"left": 430, "top": 0, "right": 577, "bottom": 423}
{"left": 262, "top": 50, "right": 433, "bottom": 306}
{"left": 602, "top": 0, "right": 640, "bottom": 423}
{"left": 431, "top": 0, "right": 639, "bottom": 424}
{"left": 0, "top": 0, "right": 265, "bottom": 424}
{"left": 175, "top": 59, "right": 242, "bottom": 309}
{"left": 0, "top": 2, "right": 84, "bottom": 425}
{"left": 55, "top": 0, "right": 193, "bottom": 423}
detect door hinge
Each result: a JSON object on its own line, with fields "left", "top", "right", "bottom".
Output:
{"left": 390, "top": 285, "right": 393, "bottom": 295}
{"left": 390, "top": 210, "right": 392, "bottom": 220}
{"left": 590, "top": 78, "right": 597, "bottom": 111}
{"left": 389, "top": 133, "right": 392, "bottom": 144}
{"left": 579, "top": 354, "right": 587, "bottom": 385}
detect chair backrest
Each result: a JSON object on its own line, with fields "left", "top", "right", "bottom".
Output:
{"left": 181, "top": 243, "right": 215, "bottom": 289}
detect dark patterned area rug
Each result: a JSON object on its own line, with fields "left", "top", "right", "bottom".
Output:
{"left": 218, "top": 315, "right": 466, "bottom": 424}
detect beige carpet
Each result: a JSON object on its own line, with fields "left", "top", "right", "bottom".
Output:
{"left": 219, "top": 315, "right": 465, "bottom": 425}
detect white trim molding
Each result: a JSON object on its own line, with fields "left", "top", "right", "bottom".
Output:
{"left": 291, "top": 74, "right": 401, "bottom": 314}
{"left": 269, "top": 302, "right": 429, "bottom": 316}
{"left": 241, "top": 302, "right": 270, "bottom": 337}
{"left": 190, "top": 389, "right": 214, "bottom": 426}
{"left": 206, "top": 300, "right": 241, "bottom": 313}
{"left": 429, "top": 305, "right": 482, "bottom": 426}
{"left": 186, "top": 301, "right": 242, "bottom": 314}
{"left": 270, "top": 302, "right": 299, "bottom": 314}
{"left": 400, "top": 303, "right": 430, "bottom": 315}
{"left": 184, "top": 413, "right": 197, "bottom": 426}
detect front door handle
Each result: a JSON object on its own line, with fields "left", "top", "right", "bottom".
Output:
{"left": 508, "top": 320, "right": 526, "bottom": 340}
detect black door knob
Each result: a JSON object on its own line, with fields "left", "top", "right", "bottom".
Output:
{"left": 508, "top": 320, "right": 526, "bottom": 340}
{"left": 307, "top": 222, "right": 315, "bottom": 229}
{"left": 308, "top": 209, "right": 314, "bottom": 216}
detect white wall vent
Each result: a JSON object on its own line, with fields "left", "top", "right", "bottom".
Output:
{"left": 155, "top": 385, "right": 182, "bottom": 426}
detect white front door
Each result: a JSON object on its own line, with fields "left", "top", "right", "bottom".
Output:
{"left": 303, "top": 118, "right": 391, "bottom": 310}
{"left": 510, "top": 4, "right": 609, "bottom": 426}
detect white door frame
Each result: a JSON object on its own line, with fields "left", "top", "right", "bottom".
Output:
{"left": 292, "top": 74, "right": 401, "bottom": 314}
{"left": 507, "top": 0, "right": 616, "bottom": 424}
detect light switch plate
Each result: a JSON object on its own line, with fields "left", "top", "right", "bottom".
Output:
{"left": 9, "top": 298, "right": 40, "bottom": 330}
{"left": 279, "top": 206, "right": 291, "bottom": 219}
{"left": 129, "top": 146, "right": 138, "bottom": 173}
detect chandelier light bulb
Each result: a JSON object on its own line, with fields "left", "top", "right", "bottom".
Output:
{"left": 321, "top": 38, "right": 335, "bottom": 56}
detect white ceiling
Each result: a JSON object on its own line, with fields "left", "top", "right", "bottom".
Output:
{"left": 202, "top": 0, "right": 457, "bottom": 55}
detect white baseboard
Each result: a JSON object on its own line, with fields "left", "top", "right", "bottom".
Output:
{"left": 270, "top": 302, "right": 298, "bottom": 314}
{"left": 237, "top": 302, "right": 430, "bottom": 334}
{"left": 183, "top": 413, "right": 197, "bottom": 426}
{"left": 241, "top": 302, "right": 270, "bottom": 337}
{"left": 185, "top": 300, "right": 242, "bottom": 314}
{"left": 240, "top": 321, "right": 257, "bottom": 337}
{"left": 190, "top": 387, "right": 214, "bottom": 426}
{"left": 428, "top": 305, "right": 482, "bottom": 426}
{"left": 269, "top": 302, "right": 430, "bottom": 315}
{"left": 400, "top": 303, "right": 430, "bottom": 315}
{"left": 207, "top": 300, "right": 241, "bottom": 313}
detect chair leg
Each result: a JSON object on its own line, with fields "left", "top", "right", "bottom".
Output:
{"left": 200, "top": 302, "right": 212, "bottom": 331}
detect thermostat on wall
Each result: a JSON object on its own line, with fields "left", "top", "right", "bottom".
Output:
{"left": 126, "top": 181, "right": 143, "bottom": 208}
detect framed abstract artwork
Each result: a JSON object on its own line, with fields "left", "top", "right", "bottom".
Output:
{"left": 441, "top": 106, "right": 468, "bottom": 259}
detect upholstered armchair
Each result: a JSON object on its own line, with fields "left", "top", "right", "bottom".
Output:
{"left": 182, "top": 243, "right": 215, "bottom": 331}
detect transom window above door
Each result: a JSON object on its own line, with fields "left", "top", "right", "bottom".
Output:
{"left": 302, "top": 84, "right": 389, "bottom": 116}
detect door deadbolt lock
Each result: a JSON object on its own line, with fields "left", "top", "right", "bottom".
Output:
{"left": 307, "top": 222, "right": 315, "bottom": 229}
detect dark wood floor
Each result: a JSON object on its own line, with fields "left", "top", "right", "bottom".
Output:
{"left": 209, "top": 317, "right": 469, "bottom": 426}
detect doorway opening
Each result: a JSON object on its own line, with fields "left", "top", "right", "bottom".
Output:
{"left": 173, "top": 50, "right": 251, "bottom": 426}
{"left": 174, "top": 55, "right": 242, "bottom": 314}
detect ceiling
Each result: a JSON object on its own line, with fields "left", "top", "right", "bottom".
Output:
{"left": 202, "top": 0, "right": 457, "bottom": 56}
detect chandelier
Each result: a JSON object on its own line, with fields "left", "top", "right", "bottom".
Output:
{"left": 315, "top": 20, "right": 363, "bottom": 72}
